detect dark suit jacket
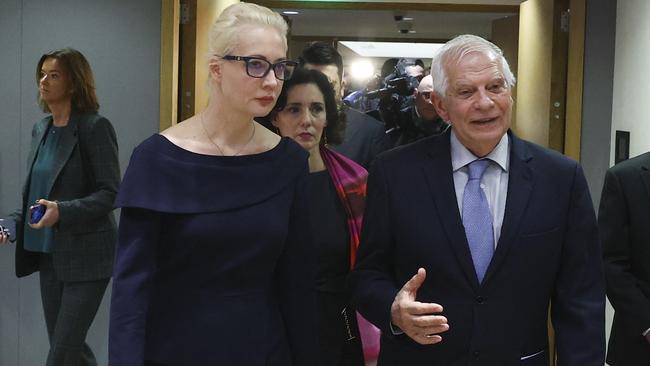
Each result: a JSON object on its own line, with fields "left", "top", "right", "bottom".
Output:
{"left": 332, "top": 108, "right": 391, "bottom": 169}
{"left": 12, "top": 112, "right": 120, "bottom": 281}
{"left": 388, "top": 106, "right": 449, "bottom": 147}
{"left": 599, "top": 152, "right": 650, "bottom": 365}
{"left": 351, "top": 130, "right": 605, "bottom": 366}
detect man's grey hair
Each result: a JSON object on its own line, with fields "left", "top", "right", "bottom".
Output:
{"left": 430, "top": 34, "right": 516, "bottom": 97}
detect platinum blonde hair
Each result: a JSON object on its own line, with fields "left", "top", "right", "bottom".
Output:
{"left": 207, "top": 2, "right": 288, "bottom": 64}
{"left": 430, "top": 34, "right": 516, "bottom": 97}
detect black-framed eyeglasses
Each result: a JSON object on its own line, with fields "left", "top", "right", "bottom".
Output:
{"left": 222, "top": 55, "right": 297, "bottom": 81}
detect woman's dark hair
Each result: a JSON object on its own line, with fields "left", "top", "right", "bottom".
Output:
{"left": 271, "top": 67, "right": 346, "bottom": 145}
{"left": 36, "top": 48, "right": 99, "bottom": 113}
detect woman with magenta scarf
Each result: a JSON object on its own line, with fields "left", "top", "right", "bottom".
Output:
{"left": 266, "top": 67, "right": 380, "bottom": 366}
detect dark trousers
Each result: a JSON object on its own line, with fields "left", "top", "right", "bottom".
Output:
{"left": 39, "top": 255, "right": 109, "bottom": 366}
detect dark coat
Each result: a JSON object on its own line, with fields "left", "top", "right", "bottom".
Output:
{"left": 599, "top": 152, "right": 650, "bottom": 365}
{"left": 12, "top": 112, "right": 119, "bottom": 281}
{"left": 388, "top": 105, "right": 449, "bottom": 147}
{"left": 351, "top": 129, "right": 605, "bottom": 366}
{"left": 332, "top": 108, "right": 391, "bottom": 170}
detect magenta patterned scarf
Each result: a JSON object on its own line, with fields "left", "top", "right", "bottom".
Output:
{"left": 321, "top": 146, "right": 380, "bottom": 362}
{"left": 320, "top": 145, "right": 367, "bottom": 268}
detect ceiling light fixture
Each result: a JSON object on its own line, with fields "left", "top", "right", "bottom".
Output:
{"left": 393, "top": 11, "right": 415, "bottom": 35}
{"left": 396, "top": 20, "right": 416, "bottom": 35}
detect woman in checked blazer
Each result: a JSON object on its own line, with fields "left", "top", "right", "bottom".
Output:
{"left": 2, "top": 48, "right": 120, "bottom": 366}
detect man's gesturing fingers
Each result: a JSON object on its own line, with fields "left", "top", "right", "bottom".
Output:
{"left": 390, "top": 268, "right": 450, "bottom": 345}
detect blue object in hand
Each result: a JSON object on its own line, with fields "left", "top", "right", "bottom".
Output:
{"left": 29, "top": 204, "right": 46, "bottom": 224}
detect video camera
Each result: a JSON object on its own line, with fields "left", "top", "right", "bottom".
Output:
{"left": 365, "top": 58, "right": 421, "bottom": 131}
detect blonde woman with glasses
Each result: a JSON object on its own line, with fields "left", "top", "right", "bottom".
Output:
{"left": 109, "top": 3, "right": 316, "bottom": 365}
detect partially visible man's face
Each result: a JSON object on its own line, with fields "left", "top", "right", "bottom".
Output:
{"left": 405, "top": 65, "right": 425, "bottom": 82}
{"left": 414, "top": 75, "right": 437, "bottom": 121}
{"left": 432, "top": 51, "right": 512, "bottom": 157}
{"left": 304, "top": 63, "right": 343, "bottom": 101}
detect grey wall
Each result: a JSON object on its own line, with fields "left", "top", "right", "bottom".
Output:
{"left": 580, "top": 0, "right": 617, "bottom": 361}
{"left": 0, "top": 1, "right": 162, "bottom": 364}
{"left": 609, "top": 0, "right": 650, "bottom": 159}
{"left": 581, "top": 0, "right": 617, "bottom": 207}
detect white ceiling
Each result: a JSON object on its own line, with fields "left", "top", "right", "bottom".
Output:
{"left": 339, "top": 41, "right": 445, "bottom": 58}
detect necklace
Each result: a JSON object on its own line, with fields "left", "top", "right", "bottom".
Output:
{"left": 200, "top": 112, "right": 256, "bottom": 156}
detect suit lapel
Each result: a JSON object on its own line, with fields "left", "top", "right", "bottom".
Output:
{"left": 421, "top": 132, "right": 479, "bottom": 288}
{"left": 26, "top": 118, "right": 50, "bottom": 174}
{"left": 23, "top": 118, "right": 51, "bottom": 198}
{"left": 46, "top": 114, "right": 79, "bottom": 195}
{"left": 483, "top": 132, "right": 534, "bottom": 284}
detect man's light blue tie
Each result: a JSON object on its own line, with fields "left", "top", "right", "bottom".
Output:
{"left": 462, "top": 159, "right": 494, "bottom": 283}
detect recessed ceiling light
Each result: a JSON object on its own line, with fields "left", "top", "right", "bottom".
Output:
{"left": 282, "top": 10, "right": 299, "bottom": 15}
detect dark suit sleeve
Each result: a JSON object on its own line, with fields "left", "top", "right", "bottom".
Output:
{"left": 8, "top": 207, "right": 23, "bottom": 240}
{"left": 10, "top": 123, "right": 43, "bottom": 277}
{"left": 551, "top": 163, "right": 606, "bottom": 365}
{"left": 9, "top": 122, "right": 42, "bottom": 233}
{"left": 57, "top": 117, "right": 120, "bottom": 229}
{"left": 350, "top": 157, "right": 400, "bottom": 334}
{"left": 599, "top": 168, "right": 650, "bottom": 335}
{"left": 275, "top": 167, "right": 318, "bottom": 365}
{"left": 369, "top": 121, "right": 392, "bottom": 165}
{"left": 109, "top": 207, "right": 161, "bottom": 366}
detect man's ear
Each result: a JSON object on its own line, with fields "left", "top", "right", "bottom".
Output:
{"left": 339, "top": 76, "right": 347, "bottom": 100}
{"left": 432, "top": 93, "right": 450, "bottom": 122}
{"left": 209, "top": 61, "right": 222, "bottom": 82}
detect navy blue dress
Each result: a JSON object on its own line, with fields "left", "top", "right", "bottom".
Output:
{"left": 109, "top": 134, "right": 317, "bottom": 366}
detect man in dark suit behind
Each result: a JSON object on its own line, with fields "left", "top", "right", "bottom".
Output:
{"left": 599, "top": 152, "right": 650, "bottom": 365}
{"left": 389, "top": 75, "right": 449, "bottom": 147}
{"left": 350, "top": 34, "right": 605, "bottom": 365}
{"left": 299, "top": 42, "right": 391, "bottom": 169}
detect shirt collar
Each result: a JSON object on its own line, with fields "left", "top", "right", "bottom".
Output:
{"left": 450, "top": 129, "right": 510, "bottom": 173}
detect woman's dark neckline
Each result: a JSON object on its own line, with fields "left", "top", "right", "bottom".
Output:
{"left": 155, "top": 133, "right": 290, "bottom": 160}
